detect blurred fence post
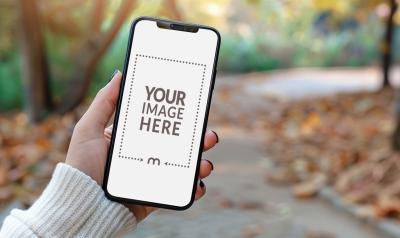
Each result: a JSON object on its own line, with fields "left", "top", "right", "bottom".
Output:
{"left": 18, "top": 0, "right": 51, "bottom": 122}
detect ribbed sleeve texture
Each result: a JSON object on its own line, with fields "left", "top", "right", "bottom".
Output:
{"left": 0, "top": 163, "right": 137, "bottom": 237}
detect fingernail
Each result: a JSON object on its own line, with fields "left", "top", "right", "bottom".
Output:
{"left": 199, "top": 180, "right": 205, "bottom": 188}
{"left": 212, "top": 130, "right": 219, "bottom": 143}
{"left": 205, "top": 159, "right": 214, "bottom": 170}
{"left": 109, "top": 69, "right": 119, "bottom": 82}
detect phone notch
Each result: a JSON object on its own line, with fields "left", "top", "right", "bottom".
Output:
{"left": 156, "top": 20, "right": 199, "bottom": 33}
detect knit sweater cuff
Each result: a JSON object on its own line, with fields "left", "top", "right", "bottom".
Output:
{"left": 1, "top": 163, "right": 136, "bottom": 237}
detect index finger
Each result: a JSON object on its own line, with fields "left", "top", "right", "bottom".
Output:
{"left": 105, "top": 126, "right": 219, "bottom": 152}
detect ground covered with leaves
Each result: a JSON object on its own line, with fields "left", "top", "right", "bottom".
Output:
{"left": 210, "top": 78, "right": 400, "bottom": 221}
{"left": 0, "top": 109, "right": 83, "bottom": 208}
{"left": 262, "top": 89, "right": 400, "bottom": 219}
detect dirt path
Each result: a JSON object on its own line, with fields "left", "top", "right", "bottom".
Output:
{"left": 127, "top": 134, "right": 385, "bottom": 238}
{"left": 242, "top": 66, "right": 400, "bottom": 99}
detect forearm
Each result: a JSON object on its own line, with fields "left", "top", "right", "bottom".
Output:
{"left": 0, "top": 163, "right": 136, "bottom": 237}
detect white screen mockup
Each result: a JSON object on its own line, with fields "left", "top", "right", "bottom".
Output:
{"left": 106, "top": 19, "right": 219, "bottom": 208}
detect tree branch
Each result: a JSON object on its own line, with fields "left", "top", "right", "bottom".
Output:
{"left": 58, "top": 0, "right": 136, "bottom": 113}
{"left": 90, "top": 0, "right": 106, "bottom": 34}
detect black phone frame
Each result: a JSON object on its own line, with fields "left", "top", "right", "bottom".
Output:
{"left": 102, "top": 16, "right": 221, "bottom": 210}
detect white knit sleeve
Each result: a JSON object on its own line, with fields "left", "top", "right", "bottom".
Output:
{"left": 0, "top": 163, "right": 136, "bottom": 237}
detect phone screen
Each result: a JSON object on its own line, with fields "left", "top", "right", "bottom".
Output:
{"left": 104, "top": 18, "right": 220, "bottom": 209}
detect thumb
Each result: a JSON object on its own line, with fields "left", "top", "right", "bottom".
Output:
{"left": 79, "top": 70, "right": 122, "bottom": 133}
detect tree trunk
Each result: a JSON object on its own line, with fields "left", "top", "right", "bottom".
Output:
{"left": 389, "top": 0, "right": 400, "bottom": 151}
{"left": 58, "top": 0, "right": 136, "bottom": 113}
{"left": 382, "top": 0, "right": 397, "bottom": 88}
{"left": 393, "top": 109, "right": 400, "bottom": 151}
{"left": 18, "top": 0, "right": 52, "bottom": 122}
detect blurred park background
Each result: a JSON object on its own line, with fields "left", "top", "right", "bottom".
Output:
{"left": 2, "top": 0, "right": 400, "bottom": 237}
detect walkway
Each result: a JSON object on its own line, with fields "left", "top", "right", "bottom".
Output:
{"left": 127, "top": 136, "right": 385, "bottom": 238}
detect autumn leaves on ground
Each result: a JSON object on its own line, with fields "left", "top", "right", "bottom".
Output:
{"left": 0, "top": 76, "right": 399, "bottom": 223}
{"left": 211, "top": 79, "right": 400, "bottom": 221}
{"left": 263, "top": 89, "right": 400, "bottom": 219}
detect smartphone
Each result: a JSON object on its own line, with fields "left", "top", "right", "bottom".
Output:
{"left": 103, "top": 17, "right": 220, "bottom": 210}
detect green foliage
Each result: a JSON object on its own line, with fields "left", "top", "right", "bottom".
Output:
{"left": 218, "top": 17, "right": 382, "bottom": 72}
{"left": 0, "top": 19, "right": 387, "bottom": 110}
{"left": 0, "top": 53, "right": 22, "bottom": 110}
{"left": 219, "top": 35, "right": 281, "bottom": 72}
{"left": 0, "top": 0, "right": 396, "bottom": 110}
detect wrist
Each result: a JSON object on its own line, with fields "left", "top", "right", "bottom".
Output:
{"left": 4, "top": 163, "right": 136, "bottom": 237}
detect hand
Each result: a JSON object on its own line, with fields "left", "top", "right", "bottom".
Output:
{"left": 66, "top": 70, "right": 218, "bottom": 221}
